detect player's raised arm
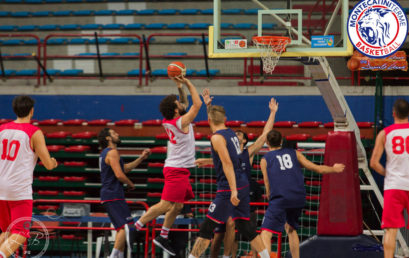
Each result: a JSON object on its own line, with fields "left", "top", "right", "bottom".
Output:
{"left": 32, "top": 130, "right": 58, "bottom": 170}
{"left": 211, "top": 134, "right": 240, "bottom": 206}
{"left": 260, "top": 158, "right": 270, "bottom": 199}
{"left": 174, "top": 77, "right": 189, "bottom": 110}
{"left": 124, "top": 148, "right": 151, "bottom": 173}
{"left": 248, "top": 98, "right": 279, "bottom": 159}
{"left": 296, "top": 150, "right": 345, "bottom": 174}
{"left": 370, "top": 130, "right": 386, "bottom": 176}
{"left": 201, "top": 88, "right": 213, "bottom": 108}
{"left": 106, "top": 149, "right": 135, "bottom": 189}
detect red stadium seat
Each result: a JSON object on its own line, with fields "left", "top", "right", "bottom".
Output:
{"left": 312, "top": 134, "right": 328, "bottom": 142}
{"left": 198, "top": 208, "right": 208, "bottom": 214}
{"left": 199, "top": 179, "right": 216, "bottom": 184}
{"left": 0, "top": 119, "right": 12, "bottom": 125}
{"left": 63, "top": 119, "right": 86, "bottom": 126}
{"left": 253, "top": 164, "right": 261, "bottom": 170}
{"left": 195, "top": 120, "right": 209, "bottom": 127}
{"left": 247, "top": 133, "right": 259, "bottom": 141}
{"left": 63, "top": 191, "right": 85, "bottom": 196}
{"left": 148, "top": 162, "right": 164, "bottom": 168}
{"left": 298, "top": 121, "right": 323, "bottom": 128}
{"left": 225, "top": 120, "right": 244, "bottom": 127}
{"left": 148, "top": 178, "right": 165, "bottom": 183}
{"left": 142, "top": 119, "right": 162, "bottom": 126}
{"left": 286, "top": 134, "right": 311, "bottom": 141}
{"left": 38, "top": 176, "right": 60, "bottom": 181}
{"left": 65, "top": 145, "right": 90, "bottom": 152}
{"left": 155, "top": 133, "right": 169, "bottom": 140}
{"left": 357, "top": 122, "right": 374, "bottom": 128}
{"left": 147, "top": 192, "right": 162, "bottom": 197}
{"left": 274, "top": 121, "right": 296, "bottom": 128}
{"left": 63, "top": 176, "right": 86, "bottom": 182}
{"left": 46, "top": 131, "right": 71, "bottom": 138}
{"left": 246, "top": 121, "right": 266, "bottom": 127}
{"left": 305, "top": 210, "right": 319, "bottom": 216}
{"left": 46, "top": 145, "right": 65, "bottom": 152}
{"left": 150, "top": 147, "right": 167, "bottom": 153}
{"left": 114, "top": 119, "right": 139, "bottom": 126}
{"left": 87, "top": 119, "right": 111, "bottom": 126}
{"left": 305, "top": 180, "right": 321, "bottom": 186}
{"left": 61, "top": 235, "right": 83, "bottom": 240}
{"left": 37, "top": 190, "right": 59, "bottom": 196}
{"left": 324, "top": 122, "right": 334, "bottom": 128}
{"left": 206, "top": 134, "right": 212, "bottom": 140}
{"left": 72, "top": 131, "right": 97, "bottom": 139}
{"left": 255, "top": 209, "right": 266, "bottom": 215}
{"left": 194, "top": 132, "right": 205, "bottom": 140}
{"left": 38, "top": 119, "right": 62, "bottom": 125}
{"left": 64, "top": 161, "right": 87, "bottom": 167}
{"left": 37, "top": 205, "right": 59, "bottom": 211}
{"left": 199, "top": 193, "right": 216, "bottom": 199}
{"left": 257, "top": 179, "right": 264, "bottom": 185}
{"left": 306, "top": 195, "right": 320, "bottom": 201}
{"left": 200, "top": 164, "right": 214, "bottom": 168}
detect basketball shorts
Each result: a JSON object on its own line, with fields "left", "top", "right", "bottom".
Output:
{"left": 103, "top": 199, "right": 134, "bottom": 231}
{"left": 261, "top": 202, "right": 303, "bottom": 233}
{"left": 0, "top": 200, "right": 33, "bottom": 238}
{"left": 161, "top": 167, "right": 194, "bottom": 203}
{"left": 207, "top": 186, "right": 250, "bottom": 224}
{"left": 382, "top": 189, "right": 409, "bottom": 229}
{"left": 214, "top": 212, "right": 257, "bottom": 241}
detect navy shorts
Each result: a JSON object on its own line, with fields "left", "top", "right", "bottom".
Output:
{"left": 261, "top": 203, "right": 303, "bottom": 233}
{"left": 207, "top": 186, "right": 250, "bottom": 224}
{"left": 103, "top": 199, "right": 134, "bottom": 230}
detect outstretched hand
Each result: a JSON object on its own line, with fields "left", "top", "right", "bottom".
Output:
{"left": 201, "top": 88, "right": 213, "bottom": 106}
{"left": 195, "top": 158, "right": 209, "bottom": 167}
{"left": 141, "top": 149, "right": 151, "bottom": 159}
{"left": 170, "top": 75, "right": 189, "bottom": 86}
{"left": 333, "top": 163, "right": 345, "bottom": 173}
{"left": 269, "top": 98, "right": 278, "bottom": 113}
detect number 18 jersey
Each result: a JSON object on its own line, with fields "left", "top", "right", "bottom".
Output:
{"left": 384, "top": 123, "right": 409, "bottom": 191}
{"left": 263, "top": 148, "right": 306, "bottom": 208}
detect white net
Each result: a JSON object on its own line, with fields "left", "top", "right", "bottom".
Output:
{"left": 252, "top": 36, "right": 291, "bottom": 74}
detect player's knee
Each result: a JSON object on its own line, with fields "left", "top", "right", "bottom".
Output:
{"left": 285, "top": 223, "right": 295, "bottom": 234}
{"left": 235, "top": 220, "right": 258, "bottom": 241}
{"left": 173, "top": 202, "right": 184, "bottom": 212}
{"left": 158, "top": 200, "right": 173, "bottom": 212}
{"left": 226, "top": 217, "right": 235, "bottom": 228}
{"left": 199, "top": 218, "right": 219, "bottom": 240}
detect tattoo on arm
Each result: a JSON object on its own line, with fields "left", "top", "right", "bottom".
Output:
{"left": 178, "top": 87, "right": 189, "bottom": 107}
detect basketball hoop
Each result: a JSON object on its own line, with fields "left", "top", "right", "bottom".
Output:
{"left": 252, "top": 36, "right": 291, "bottom": 74}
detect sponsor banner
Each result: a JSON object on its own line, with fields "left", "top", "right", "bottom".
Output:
{"left": 311, "top": 35, "right": 335, "bottom": 48}
{"left": 225, "top": 39, "right": 247, "bottom": 49}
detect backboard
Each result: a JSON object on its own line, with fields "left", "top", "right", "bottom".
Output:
{"left": 209, "top": 0, "right": 353, "bottom": 58}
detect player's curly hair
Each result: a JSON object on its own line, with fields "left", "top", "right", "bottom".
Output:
{"left": 160, "top": 94, "right": 178, "bottom": 120}
{"left": 393, "top": 99, "right": 409, "bottom": 119}
{"left": 236, "top": 130, "right": 249, "bottom": 147}
{"left": 98, "top": 128, "right": 111, "bottom": 149}
{"left": 12, "top": 95, "right": 35, "bottom": 118}
{"left": 266, "top": 129, "right": 282, "bottom": 148}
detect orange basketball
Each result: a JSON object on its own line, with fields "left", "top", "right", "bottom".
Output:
{"left": 347, "top": 58, "right": 360, "bottom": 71}
{"left": 167, "top": 61, "right": 186, "bottom": 77}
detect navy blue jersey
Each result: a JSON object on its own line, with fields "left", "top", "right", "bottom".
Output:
{"left": 100, "top": 148, "right": 125, "bottom": 201}
{"left": 211, "top": 128, "right": 248, "bottom": 191}
{"left": 240, "top": 149, "right": 252, "bottom": 181}
{"left": 241, "top": 149, "right": 263, "bottom": 212}
{"left": 263, "top": 148, "right": 306, "bottom": 208}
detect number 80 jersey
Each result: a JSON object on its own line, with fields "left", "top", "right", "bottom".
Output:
{"left": 384, "top": 123, "right": 409, "bottom": 191}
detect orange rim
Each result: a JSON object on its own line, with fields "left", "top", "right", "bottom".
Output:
{"left": 252, "top": 36, "right": 291, "bottom": 46}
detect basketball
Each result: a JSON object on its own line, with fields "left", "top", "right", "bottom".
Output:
{"left": 167, "top": 61, "right": 186, "bottom": 77}
{"left": 347, "top": 58, "right": 360, "bottom": 71}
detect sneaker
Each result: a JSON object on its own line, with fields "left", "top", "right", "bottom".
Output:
{"left": 153, "top": 235, "right": 176, "bottom": 256}
{"left": 125, "top": 224, "right": 135, "bottom": 256}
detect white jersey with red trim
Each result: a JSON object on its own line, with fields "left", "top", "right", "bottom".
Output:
{"left": 384, "top": 123, "right": 409, "bottom": 191}
{"left": 0, "top": 122, "right": 39, "bottom": 200}
{"left": 162, "top": 117, "right": 195, "bottom": 168}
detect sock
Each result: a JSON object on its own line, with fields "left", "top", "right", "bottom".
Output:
{"left": 258, "top": 249, "right": 270, "bottom": 258}
{"left": 222, "top": 255, "right": 231, "bottom": 258}
{"left": 109, "top": 248, "right": 119, "bottom": 258}
{"left": 135, "top": 220, "right": 144, "bottom": 231}
{"left": 188, "top": 255, "right": 197, "bottom": 258}
{"left": 0, "top": 251, "right": 5, "bottom": 258}
{"left": 160, "top": 226, "right": 170, "bottom": 239}
{"left": 117, "top": 250, "right": 124, "bottom": 258}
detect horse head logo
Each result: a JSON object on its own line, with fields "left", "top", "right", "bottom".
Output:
{"left": 358, "top": 8, "right": 391, "bottom": 47}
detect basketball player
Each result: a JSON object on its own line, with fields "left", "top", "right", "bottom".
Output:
{"left": 134, "top": 75, "right": 202, "bottom": 256}
{"left": 188, "top": 104, "right": 270, "bottom": 258}
{"left": 196, "top": 92, "right": 278, "bottom": 258}
{"left": 370, "top": 99, "right": 409, "bottom": 258}
{"left": 0, "top": 95, "right": 58, "bottom": 258}
{"left": 260, "top": 129, "right": 345, "bottom": 258}
{"left": 98, "top": 128, "right": 150, "bottom": 258}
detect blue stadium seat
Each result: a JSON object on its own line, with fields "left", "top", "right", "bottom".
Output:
{"left": 158, "top": 9, "right": 179, "bottom": 15}
{"left": 262, "top": 23, "right": 277, "bottom": 30}
{"left": 45, "top": 0, "right": 62, "bottom": 3}
{"left": 73, "top": 10, "right": 94, "bottom": 16}
{"left": 197, "top": 69, "right": 220, "bottom": 76}
{"left": 189, "top": 23, "right": 211, "bottom": 29}
{"left": 53, "top": 10, "right": 72, "bottom": 16}
{"left": 66, "top": 0, "right": 82, "bottom": 2}
{"left": 12, "top": 53, "right": 31, "bottom": 57}
{"left": 85, "top": 0, "right": 103, "bottom": 2}
{"left": 138, "top": 9, "right": 157, "bottom": 15}
{"left": 101, "top": 52, "right": 119, "bottom": 56}
{"left": 122, "top": 52, "right": 139, "bottom": 56}
{"left": 168, "top": 23, "right": 188, "bottom": 29}
{"left": 24, "top": 0, "right": 42, "bottom": 3}
{"left": 32, "top": 11, "right": 51, "bottom": 16}
{"left": 234, "top": 23, "right": 257, "bottom": 29}
{"left": 127, "top": 69, "right": 145, "bottom": 76}
{"left": 16, "top": 69, "right": 37, "bottom": 76}
{"left": 39, "top": 24, "right": 60, "bottom": 30}
{"left": 176, "top": 37, "right": 197, "bottom": 44}
{"left": 199, "top": 37, "right": 208, "bottom": 44}
{"left": 117, "top": 10, "right": 136, "bottom": 15}
{"left": 0, "top": 25, "right": 16, "bottom": 31}
{"left": 0, "top": 11, "right": 10, "bottom": 17}
{"left": 60, "top": 69, "right": 83, "bottom": 76}
{"left": 5, "top": 0, "right": 22, "bottom": 3}
{"left": 46, "top": 38, "right": 68, "bottom": 45}
{"left": 165, "top": 52, "right": 187, "bottom": 56}
{"left": 186, "top": 69, "right": 196, "bottom": 76}
{"left": 11, "top": 11, "right": 31, "bottom": 17}
{"left": 180, "top": 9, "right": 200, "bottom": 15}
{"left": 81, "top": 24, "right": 102, "bottom": 30}
{"left": 17, "top": 25, "right": 38, "bottom": 31}
{"left": 244, "top": 8, "right": 260, "bottom": 14}
{"left": 2, "top": 39, "right": 22, "bottom": 45}
{"left": 60, "top": 24, "right": 80, "bottom": 30}
{"left": 200, "top": 9, "right": 213, "bottom": 15}
{"left": 88, "top": 38, "right": 110, "bottom": 44}
{"left": 41, "top": 69, "right": 61, "bottom": 76}
{"left": 24, "top": 39, "right": 40, "bottom": 45}
{"left": 110, "top": 38, "right": 132, "bottom": 44}
{"left": 152, "top": 69, "right": 167, "bottom": 76}
{"left": 124, "top": 23, "right": 144, "bottom": 29}
{"left": 145, "top": 23, "right": 167, "bottom": 29}
{"left": 102, "top": 24, "right": 124, "bottom": 29}
{"left": 76, "top": 52, "right": 96, "bottom": 56}
{"left": 1, "top": 70, "right": 16, "bottom": 76}
{"left": 132, "top": 38, "right": 154, "bottom": 44}
{"left": 222, "top": 9, "right": 243, "bottom": 14}
{"left": 221, "top": 23, "right": 233, "bottom": 29}
{"left": 95, "top": 10, "right": 116, "bottom": 15}
{"left": 69, "top": 38, "right": 89, "bottom": 44}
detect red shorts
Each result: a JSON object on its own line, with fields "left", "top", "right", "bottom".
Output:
{"left": 382, "top": 189, "right": 409, "bottom": 229}
{"left": 0, "top": 200, "right": 33, "bottom": 238}
{"left": 161, "top": 167, "right": 194, "bottom": 203}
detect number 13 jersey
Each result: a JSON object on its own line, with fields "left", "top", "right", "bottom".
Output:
{"left": 384, "top": 123, "right": 409, "bottom": 191}
{"left": 0, "top": 122, "right": 39, "bottom": 200}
